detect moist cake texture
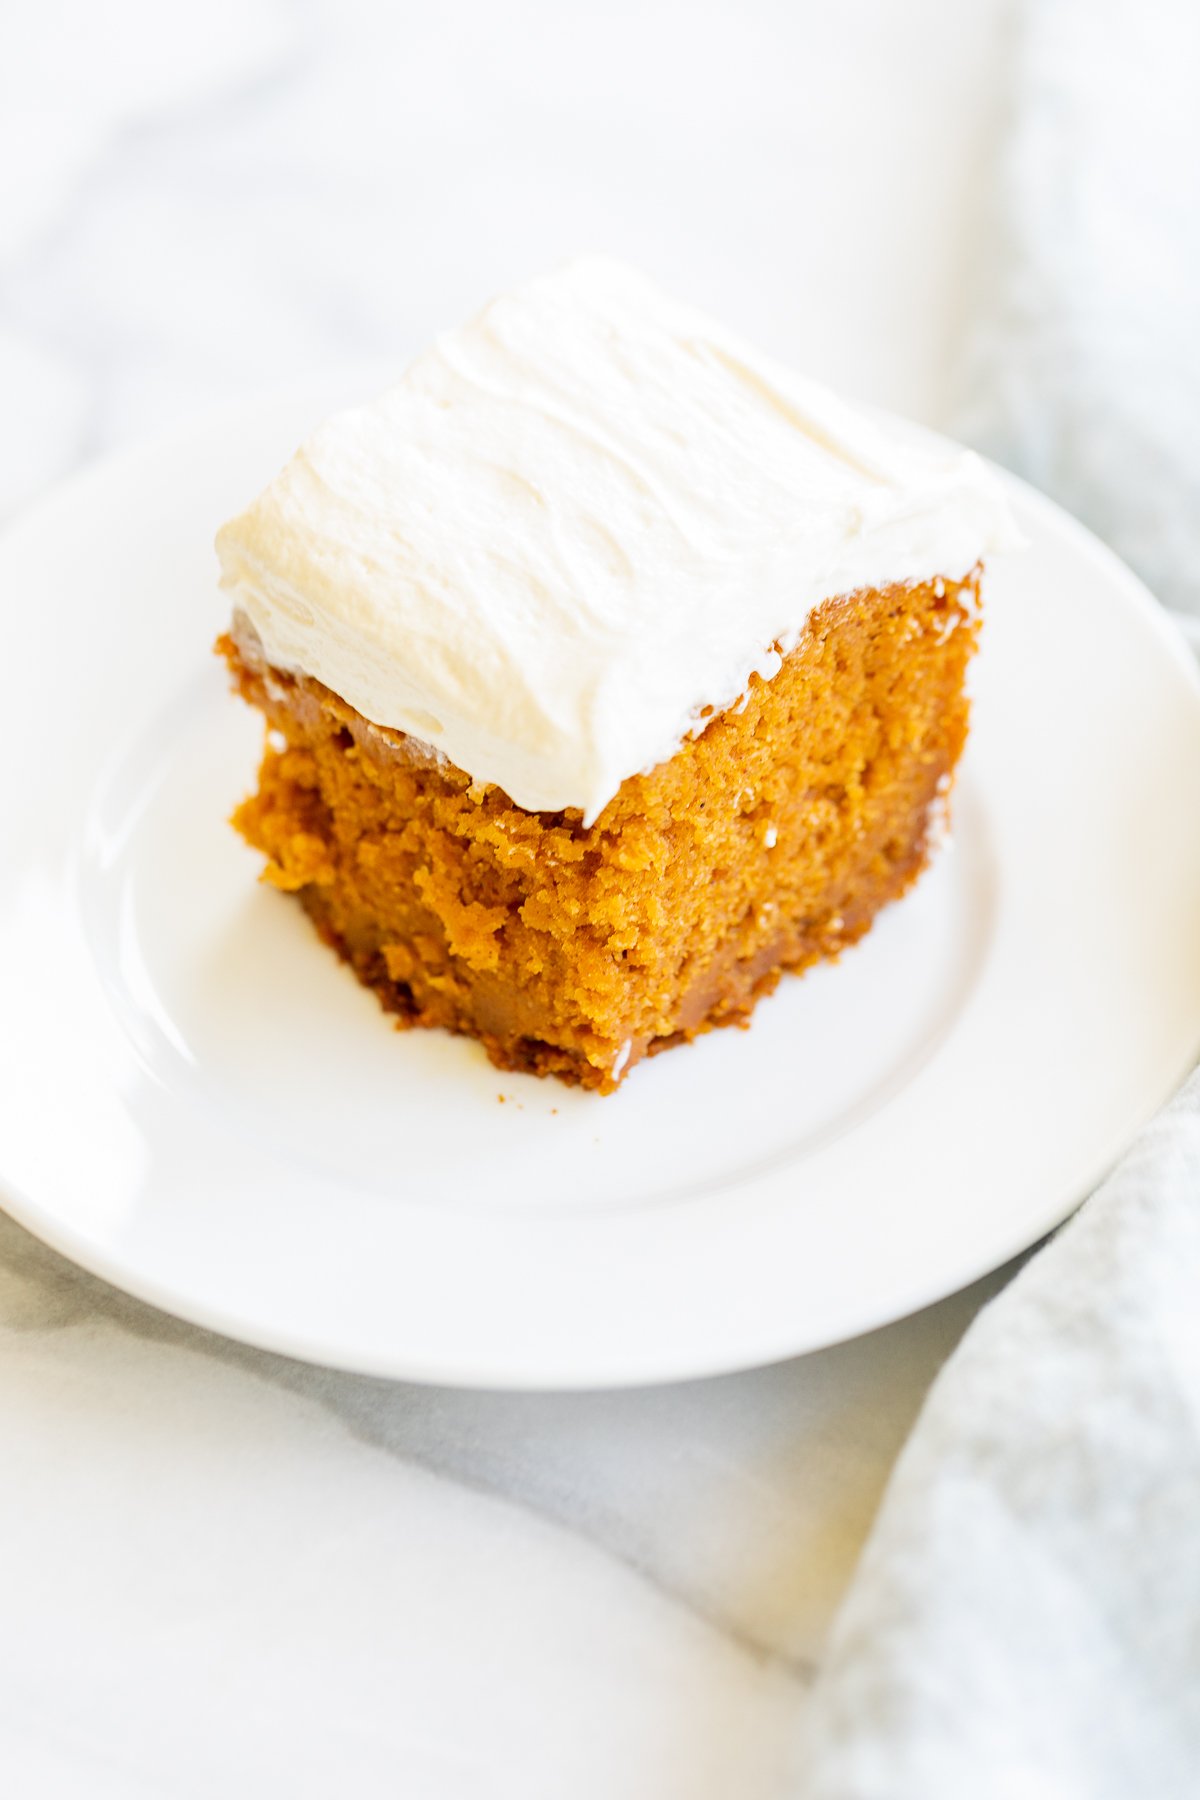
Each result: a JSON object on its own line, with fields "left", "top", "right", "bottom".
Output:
{"left": 216, "top": 259, "right": 1015, "bottom": 1091}
{"left": 220, "top": 568, "right": 979, "bottom": 1092}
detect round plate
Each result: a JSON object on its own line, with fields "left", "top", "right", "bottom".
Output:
{"left": 5, "top": 390, "right": 1200, "bottom": 1388}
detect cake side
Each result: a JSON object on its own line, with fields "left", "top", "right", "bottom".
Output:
{"left": 219, "top": 568, "right": 980, "bottom": 1092}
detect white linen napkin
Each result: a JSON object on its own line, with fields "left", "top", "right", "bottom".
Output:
{"left": 957, "top": 0, "right": 1200, "bottom": 617}
{"left": 798, "top": 0, "right": 1200, "bottom": 1788}
{"left": 798, "top": 1070, "right": 1200, "bottom": 1797}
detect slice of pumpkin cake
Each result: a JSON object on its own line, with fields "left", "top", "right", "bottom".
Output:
{"left": 216, "top": 257, "right": 1016, "bottom": 1091}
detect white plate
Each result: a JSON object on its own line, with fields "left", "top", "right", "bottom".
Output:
{"left": 4, "top": 390, "right": 1200, "bottom": 1389}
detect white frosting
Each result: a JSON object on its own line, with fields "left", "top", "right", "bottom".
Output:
{"left": 217, "top": 257, "right": 1019, "bottom": 823}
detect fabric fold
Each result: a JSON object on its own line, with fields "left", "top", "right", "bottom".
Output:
{"left": 797, "top": 1068, "right": 1200, "bottom": 1797}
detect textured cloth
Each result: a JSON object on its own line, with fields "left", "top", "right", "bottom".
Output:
{"left": 959, "top": 0, "right": 1200, "bottom": 615}
{"left": 799, "top": 0, "right": 1200, "bottom": 1787}
{"left": 798, "top": 1071, "right": 1200, "bottom": 1797}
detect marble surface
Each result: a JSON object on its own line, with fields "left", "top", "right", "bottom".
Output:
{"left": 2, "top": 0, "right": 1017, "bottom": 1789}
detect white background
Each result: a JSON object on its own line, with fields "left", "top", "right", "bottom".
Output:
{"left": 2, "top": 0, "right": 1009, "bottom": 509}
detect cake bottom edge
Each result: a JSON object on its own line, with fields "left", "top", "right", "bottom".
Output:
{"left": 219, "top": 566, "right": 977, "bottom": 1097}
{"left": 293, "top": 799, "right": 942, "bottom": 1096}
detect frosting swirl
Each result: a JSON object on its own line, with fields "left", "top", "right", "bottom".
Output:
{"left": 218, "top": 257, "right": 1019, "bottom": 822}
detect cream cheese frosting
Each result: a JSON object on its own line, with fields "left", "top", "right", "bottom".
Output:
{"left": 217, "top": 256, "right": 1019, "bottom": 823}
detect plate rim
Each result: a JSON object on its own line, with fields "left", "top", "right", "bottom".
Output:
{"left": 3, "top": 392, "right": 1200, "bottom": 1389}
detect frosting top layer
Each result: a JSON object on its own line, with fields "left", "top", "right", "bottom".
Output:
{"left": 217, "top": 257, "right": 1018, "bottom": 822}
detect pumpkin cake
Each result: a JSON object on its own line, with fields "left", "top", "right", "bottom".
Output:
{"left": 216, "top": 258, "right": 1016, "bottom": 1093}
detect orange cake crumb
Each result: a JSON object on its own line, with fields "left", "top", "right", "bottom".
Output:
{"left": 218, "top": 567, "right": 980, "bottom": 1093}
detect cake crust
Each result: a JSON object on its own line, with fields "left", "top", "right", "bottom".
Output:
{"left": 219, "top": 569, "right": 980, "bottom": 1092}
